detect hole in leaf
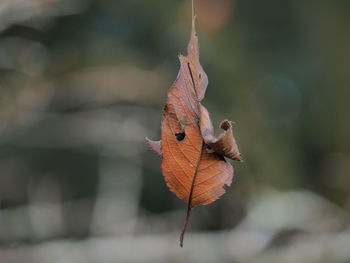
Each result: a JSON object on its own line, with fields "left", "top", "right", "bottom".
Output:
{"left": 163, "top": 104, "right": 168, "bottom": 113}
{"left": 205, "top": 144, "right": 214, "bottom": 153}
{"left": 175, "top": 132, "right": 186, "bottom": 141}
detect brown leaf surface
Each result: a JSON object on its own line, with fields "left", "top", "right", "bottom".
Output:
{"left": 199, "top": 104, "right": 242, "bottom": 161}
{"left": 146, "top": 7, "right": 241, "bottom": 247}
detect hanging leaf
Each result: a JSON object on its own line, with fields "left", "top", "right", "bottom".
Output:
{"left": 146, "top": 1, "right": 241, "bottom": 247}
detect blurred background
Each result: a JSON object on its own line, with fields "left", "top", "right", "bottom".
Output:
{"left": 0, "top": 0, "right": 350, "bottom": 262}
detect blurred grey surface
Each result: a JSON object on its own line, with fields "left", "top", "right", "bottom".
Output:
{"left": 0, "top": 0, "right": 350, "bottom": 262}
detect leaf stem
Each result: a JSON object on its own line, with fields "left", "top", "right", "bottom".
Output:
{"left": 179, "top": 141, "right": 203, "bottom": 247}
{"left": 180, "top": 205, "right": 192, "bottom": 247}
{"left": 192, "top": 0, "right": 194, "bottom": 23}
{"left": 192, "top": 0, "right": 195, "bottom": 30}
{"left": 179, "top": 1, "right": 200, "bottom": 248}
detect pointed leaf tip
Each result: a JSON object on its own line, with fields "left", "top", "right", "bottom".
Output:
{"left": 145, "top": 138, "right": 162, "bottom": 156}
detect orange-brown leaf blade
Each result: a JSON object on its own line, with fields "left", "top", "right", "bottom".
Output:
{"left": 191, "top": 146, "right": 234, "bottom": 206}
{"left": 186, "top": 16, "right": 208, "bottom": 101}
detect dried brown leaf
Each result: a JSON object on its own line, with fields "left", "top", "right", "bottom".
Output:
{"left": 146, "top": 1, "right": 241, "bottom": 247}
